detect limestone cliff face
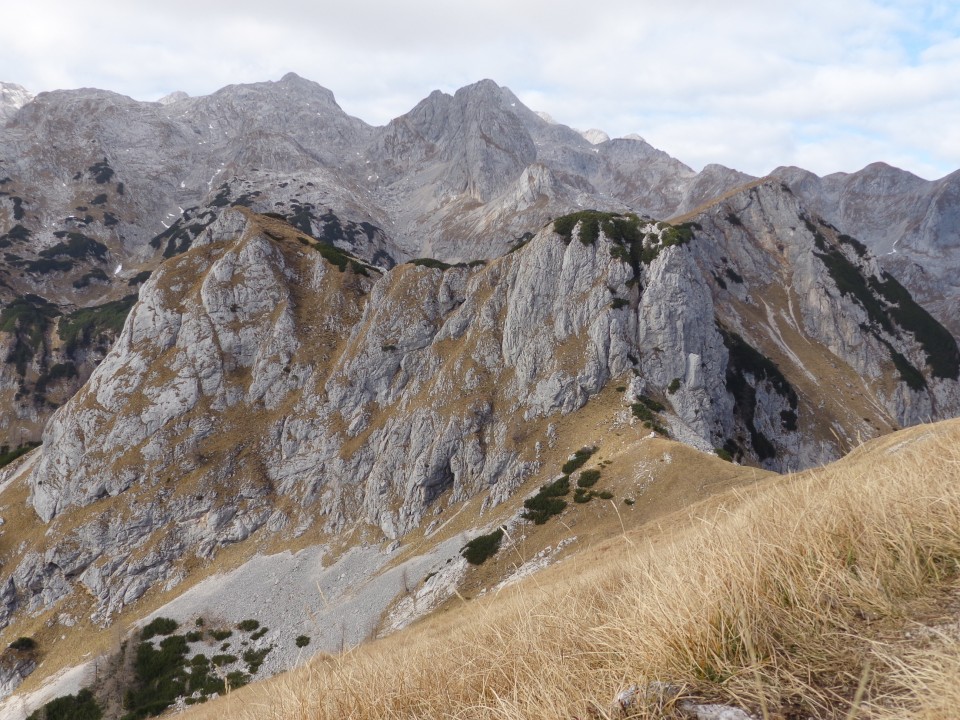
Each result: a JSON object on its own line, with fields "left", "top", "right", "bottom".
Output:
{"left": 4, "top": 182, "right": 957, "bottom": 635}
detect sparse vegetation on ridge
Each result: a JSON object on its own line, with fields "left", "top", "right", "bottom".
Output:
{"left": 551, "top": 210, "right": 697, "bottom": 274}
{"left": 296, "top": 236, "right": 370, "bottom": 276}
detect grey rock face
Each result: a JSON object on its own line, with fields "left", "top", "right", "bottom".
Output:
{"left": 0, "top": 83, "right": 31, "bottom": 123}
{"left": 773, "top": 163, "right": 960, "bottom": 337}
{"left": 0, "top": 653, "right": 35, "bottom": 699}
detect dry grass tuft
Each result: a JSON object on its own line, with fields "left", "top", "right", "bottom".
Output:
{"left": 182, "top": 419, "right": 960, "bottom": 720}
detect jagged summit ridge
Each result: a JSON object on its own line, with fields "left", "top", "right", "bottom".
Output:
{"left": 0, "top": 72, "right": 957, "bottom": 454}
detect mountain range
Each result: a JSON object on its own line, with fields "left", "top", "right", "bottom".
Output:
{"left": 0, "top": 74, "right": 958, "bottom": 717}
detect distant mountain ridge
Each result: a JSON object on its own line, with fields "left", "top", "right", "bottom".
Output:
{"left": 0, "top": 73, "right": 957, "bottom": 448}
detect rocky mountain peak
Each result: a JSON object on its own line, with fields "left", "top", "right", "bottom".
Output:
{"left": 157, "top": 90, "right": 189, "bottom": 105}
{"left": 0, "top": 82, "right": 32, "bottom": 122}
{"left": 581, "top": 128, "right": 611, "bottom": 145}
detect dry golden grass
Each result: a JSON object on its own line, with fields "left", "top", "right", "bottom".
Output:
{"left": 178, "top": 418, "right": 960, "bottom": 720}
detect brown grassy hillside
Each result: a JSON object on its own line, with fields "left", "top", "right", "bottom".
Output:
{"left": 177, "top": 417, "right": 960, "bottom": 720}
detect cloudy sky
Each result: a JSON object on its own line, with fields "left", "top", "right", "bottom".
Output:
{"left": 3, "top": 0, "right": 958, "bottom": 179}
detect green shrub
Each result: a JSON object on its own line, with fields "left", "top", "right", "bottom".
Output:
{"left": 237, "top": 619, "right": 260, "bottom": 632}
{"left": 26, "top": 688, "right": 102, "bottom": 720}
{"left": 553, "top": 210, "right": 644, "bottom": 248}
{"left": 250, "top": 627, "right": 268, "bottom": 641}
{"left": 295, "top": 635, "right": 311, "bottom": 648}
{"left": 522, "top": 477, "right": 570, "bottom": 524}
{"left": 631, "top": 402, "right": 669, "bottom": 435}
{"left": 725, "top": 267, "right": 744, "bottom": 284}
{"left": 871, "top": 272, "right": 959, "bottom": 380}
{"left": 35, "top": 362, "right": 78, "bottom": 394}
{"left": 185, "top": 651, "right": 225, "bottom": 697}
{"left": 9, "top": 636, "right": 36, "bottom": 651}
{"left": 596, "top": 490, "right": 614, "bottom": 500}
{"left": 610, "top": 297, "right": 629, "bottom": 310}
{"left": 24, "top": 257, "right": 74, "bottom": 274}
{"left": 781, "top": 409, "right": 799, "bottom": 432}
{"left": 461, "top": 528, "right": 505, "bottom": 565}
{"left": 573, "top": 488, "right": 594, "bottom": 504}
{"left": 121, "top": 636, "right": 189, "bottom": 719}
{"left": 803, "top": 212, "right": 955, "bottom": 383}
{"left": 127, "top": 270, "right": 152, "bottom": 286}
{"left": 40, "top": 233, "right": 108, "bottom": 261}
{"left": 73, "top": 268, "right": 110, "bottom": 289}
{"left": 185, "top": 630, "right": 203, "bottom": 642}
{"left": 715, "top": 447, "right": 734, "bottom": 462}
{"left": 409, "top": 258, "right": 452, "bottom": 271}
{"left": 226, "top": 670, "right": 250, "bottom": 689}
{"left": 302, "top": 238, "right": 369, "bottom": 276}
{"left": 637, "top": 395, "right": 666, "bottom": 412}
{"left": 668, "top": 378, "right": 681, "bottom": 394}
{"left": 719, "top": 327, "right": 798, "bottom": 409}
{"left": 561, "top": 447, "right": 596, "bottom": 475}
{"left": 837, "top": 233, "right": 868, "bottom": 257}
{"left": 630, "top": 402, "right": 655, "bottom": 423}
{"left": 141, "top": 617, "right": 178, "bottom": 640}
{"left": 88, "top": 158, "right": 114, "bottom": 184}
{"left": 211, "top": 653, "right": 238, "bottom": 667}
{"left": 0, "top": 223, "right": 31, "bottom": 244}
{"left": 210, "top": 628, "right": 232, "bottom": 641}
{"left": 577, "top": 470, "right": 601, "bottom": 488}
{"left": 243, "top": 646, "right": 272, "bottom": 673}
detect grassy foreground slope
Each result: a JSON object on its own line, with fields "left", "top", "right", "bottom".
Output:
{"left": 182, "top": 419, "right": 960, "bottom": 720}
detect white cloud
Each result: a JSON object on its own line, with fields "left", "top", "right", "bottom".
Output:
{"left": 1, "top": 0, "right": 958, "bottom": 179}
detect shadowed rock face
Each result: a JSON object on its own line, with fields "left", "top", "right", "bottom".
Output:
{"left": 772, "top": 164, "right": 960, "bottom": 337}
